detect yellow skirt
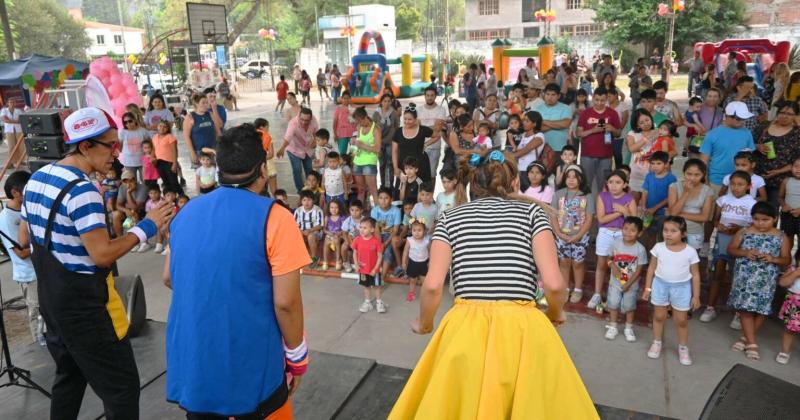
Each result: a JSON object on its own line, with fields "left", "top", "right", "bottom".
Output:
{"left": 389, "top": 299, "right": 599, "bottom": 420}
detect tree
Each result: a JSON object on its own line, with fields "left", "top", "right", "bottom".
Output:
{"left": 0, "top": 0, "right": 91, "bottom": 61}
{"left": 588, "top": 0, "right": 747, "bottom": 57}
{"left": 82, "top": 0, "right": 123, "bottom": 25}
{"left": 396, "top": 2, "right": 422, "bottom": 41}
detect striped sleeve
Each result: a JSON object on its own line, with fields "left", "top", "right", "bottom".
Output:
{"left": 432, "top": 212, "right": 450, "bottom": 246}
{"left": 313, "top": 208, "right": 324, "bottom": 228}
{"left": 529, "top": 205, "right": 553, "bottom": 238}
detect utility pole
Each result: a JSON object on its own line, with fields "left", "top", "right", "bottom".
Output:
{"left": 444, "top": 0, "right": 449, "bottom": 80}
{"left": 0, "top": 0, "right": 15, "bottom": 59}
{"left": 116, "top": 0, "right": 130, "bottom": 72}
{"left": 266, "top": 0, "right": 275, "bottom": 89}
{"left": 665, "top": 12, "right": 676, "bottom": 84}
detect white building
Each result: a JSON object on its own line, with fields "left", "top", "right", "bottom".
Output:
{"left": 464, "top": 0, "right": 598, "bottom": 40}
{"left": 84, "top": 21, "right": 146, "bottom": 58}
{"left": 319, "top": 4, "right": 397, "bottom": 69}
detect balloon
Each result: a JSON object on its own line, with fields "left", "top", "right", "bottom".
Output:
{"left": 41, "top": 72, "right": 51, "bottom": 82}
{"left": 65, "top": 64, "right": 75, "bottom": 76}
{"left": 258, "top": 28, "right": 268, "bottom": 38}
{"left": 657, "top": 3, "right": 669, "bottom": 16}
{"left": 21, "top": 74, "right": 35, "bottom": 87}
{"left": 108, "top": 83, "right": 124, "bottom": 97}
{"left": 110, "top": 74, "right": 122, "bottom": 87}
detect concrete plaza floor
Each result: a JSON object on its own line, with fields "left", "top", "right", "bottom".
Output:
{"left": 1, "top": 84, "right": 798, "bottom": 419}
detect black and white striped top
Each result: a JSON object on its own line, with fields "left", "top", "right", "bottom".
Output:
{"left": 433, "top": 197, "right": 552, "bottom": 301}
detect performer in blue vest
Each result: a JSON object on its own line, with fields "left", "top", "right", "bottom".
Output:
{"left": 164, "top": 124, "right": 310, "bottom": 419}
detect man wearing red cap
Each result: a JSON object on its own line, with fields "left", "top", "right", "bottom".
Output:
{"left": 18, "top": 107, "right": 173, "bottom": 419}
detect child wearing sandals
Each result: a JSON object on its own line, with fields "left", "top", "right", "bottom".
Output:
{"left": 777, "top": 267, "right": 800, "bottom": 364}
{"left": 727, "top": 202, "right": 791, "bottom": 361}
{"left": 643, "top": 216, "right": 701, "bottom": 366}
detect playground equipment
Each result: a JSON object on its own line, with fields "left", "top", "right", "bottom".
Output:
{"left": 343, "top": 30, "right": 431, "bottom": 104}
{"left": 489, "top": 37, "right": 554, "bottom": 83}
{"left": 695, "top": 38, "right": 791, "bottom": 80}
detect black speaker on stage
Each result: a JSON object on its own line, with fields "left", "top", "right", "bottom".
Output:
{"left": 25, "top": 135, "right": 65, "bottom": 159}
{"left": 19, "top": 109, "right": 71, "bottom": 136}
{"left": 700, "top": 363, "right": 800, "bottom": 419}
{"left": 113, "top": 275, "right": 147, "bottom": 338}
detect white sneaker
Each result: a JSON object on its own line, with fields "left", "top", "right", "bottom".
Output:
{"left": 678, "top": 345, "right": 693, "bottom": 366}
{"left": 154, "top": 243, "right": 164, "bottom": 253}
{"left": 647, "top": 341, "right": 662, "bottom": 359}
{"left": 699, "top": 307, "right": 717, "bottom": 322}
{"left": 376, "top": 300, "right": 387, "bottom": 313}
{"left": 729, "top": 313, "right": 742, "bottom": 330}
{"left": 137, "top": 242, "right": 151, "bottom": 253}
{"left": 624, "top": 327, "right": 636, "bottom": 342}
{"left": 160, "top": 248, "right": 169, "bottom": 256}
{"left": 587, "top": 293, "right": 602, "bottom": 309}
{"left": 358, "top": 300, "right": 373, "bottom": 313}
{"left": 604, "top": 325, "right": 618, "bottom": 340}
{"left": 343, "top": 262, "right": 353, "bottom": 272}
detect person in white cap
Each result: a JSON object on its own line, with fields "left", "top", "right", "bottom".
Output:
{"left": 698, "top": 100, "right": 756, "bottom": 194}
{"left": 17, "top": 107, "right": 173, "bottom": 419}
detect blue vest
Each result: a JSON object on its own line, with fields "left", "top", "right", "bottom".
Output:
{"left": 166, "top": 187, "right": 282, "bottom": 415}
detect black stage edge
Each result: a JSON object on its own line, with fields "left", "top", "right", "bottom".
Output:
{"left": 0, "top": 320, "right": 676, "bottom": 419}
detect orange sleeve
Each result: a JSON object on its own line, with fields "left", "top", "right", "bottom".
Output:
{"left": 266, "top": 205, "right": 311, "bottom": 276}
{"left": 262, "top": 132, "right": 273, "bottom": 152}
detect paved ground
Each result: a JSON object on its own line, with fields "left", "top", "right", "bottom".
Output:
{"left": 1, "top": 83, "right": 799, "bottom": 419}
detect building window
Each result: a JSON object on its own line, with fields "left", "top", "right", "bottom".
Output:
{"left": 478, "top": 0, "right": 499, "bottom": 15}
{"left": 566, "top": 0, "right": 585, "bottom": 9}
{"left": 522, "top": 0, "right": 548, "bottom": 22}
{"left": 468, "top": 28, "right": 510, "bottom": 40}
{"left": 114, "top": 35, "right": 123, "bottom": 45}
{"left": 559, "top": 24, "right": 602, "bottom": 37}
{"left": 523, "top": 27, "right": 541, "bottom": 38}
{"left": 96, "top": 35, "right": 105, "bottom": 45}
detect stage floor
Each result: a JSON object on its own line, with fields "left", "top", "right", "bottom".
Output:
{"left": 0, "top": 320, "right": 676, "bottom": 419}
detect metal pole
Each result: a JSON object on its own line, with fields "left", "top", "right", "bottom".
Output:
{"left": 116, "top": 0, "right": 130, "bottom": 73}
{"left": 665, "top": 12, "right": 675, "bottom": 84}
{"left": 0, "top": 0, "right": 15, "bottom": 59}
{"left": 267, "top": 0, "right": 275, "bottom": 89}
{"left": 167, "top": 39, "right": 176, "bottom": 91}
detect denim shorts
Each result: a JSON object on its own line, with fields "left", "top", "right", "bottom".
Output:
{"left": 650, "top": 276, "right": 692, "bottom": 311}
{"left": 596, "top": 228, "right": 622, "bottom": 257}
{"left": 713, "top": 232, "right": 734, "bottom": 262}
{"left": 380, "top": 232, "right": 396, "bottom": 265}
{"left": 353, "top": 164, "right": 378, "bottom": 176}
{"left": 607, "top": 277, "right": 640, "bottom": 313}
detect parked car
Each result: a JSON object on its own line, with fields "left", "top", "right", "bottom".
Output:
{"left": 240, "top": 60, "right": 271, "bottom": 79}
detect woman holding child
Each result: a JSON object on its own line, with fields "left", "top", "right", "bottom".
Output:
{"left": 627, "top": 109, "right": 659, "bottom": 198}
{"left": 389, "top": 150, "right": 598, "bottom": 419}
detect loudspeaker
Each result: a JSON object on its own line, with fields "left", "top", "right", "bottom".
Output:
{"left": 25, "top": 135, "right": 66, "bottom": 159}
{"left": 27, "top": 158, "right": 58, "bottom": 173}
{"left": 113, "top": 275, "right": 147, "bottom": 338}
{"left": 19, "top": 109, "right": 72, "bottom": 136}
{"left": 700, "top": 363, "right": 800, "bottom": 419}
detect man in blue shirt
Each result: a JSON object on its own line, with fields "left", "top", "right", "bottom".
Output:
{"left": 699, "top": 101, "right": 755, "bottom": 192}
{"left": 535, "top": 83, "right": 573, "bottom": 151}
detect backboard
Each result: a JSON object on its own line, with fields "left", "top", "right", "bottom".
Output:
{"left": 186, "top": 2, "right": 229, "bottom": 45}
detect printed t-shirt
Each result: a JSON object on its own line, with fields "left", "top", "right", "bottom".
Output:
{"left": 716, "top": 194, "right": 757, "bottom": 227}
{"left": 610, "top": 239, "right": 648, "bottom": 282}
{"left": 371, "top": 205, "right": 401, "bottom": 236}
{"left": 552, "top": 189, "right": 595, "bottom": 235}
{"left": 352, "top": 235, "right": 382, "bottom": 274}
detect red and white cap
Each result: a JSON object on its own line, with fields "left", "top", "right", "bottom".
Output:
{"left": 63, "top": 107, "right": 117, "bottom": 144}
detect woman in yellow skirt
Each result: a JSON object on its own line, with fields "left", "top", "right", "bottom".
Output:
{"left": 390, "top": 150, "right": 599, "bottom": 419}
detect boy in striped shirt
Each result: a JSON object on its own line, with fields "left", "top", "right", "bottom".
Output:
{"left": 294, "top": 189, "right": 324, "bottom": 266}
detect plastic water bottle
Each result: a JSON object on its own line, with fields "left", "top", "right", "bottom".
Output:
{"left": 604, "top": 131, "right": 612, "bottom": 145}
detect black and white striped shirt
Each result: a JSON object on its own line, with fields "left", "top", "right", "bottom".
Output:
{"left": 293, "top": 205, "right": 324, "bottom": 230}
{"left": 433, "top": 197, "right": 552, "bottom": 301}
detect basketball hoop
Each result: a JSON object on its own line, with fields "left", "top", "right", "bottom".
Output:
{"left": 186, "top": 3, "right": 228, "bottom": 45}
